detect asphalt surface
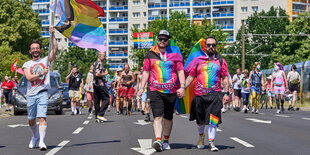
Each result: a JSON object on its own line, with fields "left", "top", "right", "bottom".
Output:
{"left": 0, "top": 107, "right": 310, "bottom": 155}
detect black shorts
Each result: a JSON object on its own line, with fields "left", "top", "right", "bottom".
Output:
{"left": 150, "top": 91, "right": 177, "bottom": 120}
{"left": 234, "top": 89, "right": 242, "bottom": 98}
{"left": 289, "top": 85, "right": 298, "bottom": 92}
{"left": 190, "top": 92, "right": 224, "bottom": 126}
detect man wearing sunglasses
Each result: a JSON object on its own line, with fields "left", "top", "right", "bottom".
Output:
{"left": 184, "top": 36, "right": 230, "bottom": 152}
{"left": 138, "top": 30, "right": 185, "bottom": 152}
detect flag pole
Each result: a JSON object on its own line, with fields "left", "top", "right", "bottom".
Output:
{"left": 48, "top": 0, "right": 57, "bottom": 70}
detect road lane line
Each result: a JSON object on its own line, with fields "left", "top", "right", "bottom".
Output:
{"left": 275, "top": 114, "right": 290, "bottom": 118}
{"left": 73, "top": 127, "right": 84, "bottom": 134}
{"left": 180, "top": 115, "right": 189, "bottom": 118}
{"left": 45, "top": 140, "right": 70, "bottom": 155}
{"left": 83, "top": 120, "right": 90, "bottom": 125}
{"left": 216, "top": 128, "right": 223, "bottom": 132}
{"left": 245, "top": 118, "right": 271, "bottom": 124}
{"left": 230, "top": 137, "right": 254, "bottom": 148}
{"left": 87, "top": 116, "right": 92, "bottom": 119}
{"left": 302, "top": 117, "right": 310, "bottom": 121}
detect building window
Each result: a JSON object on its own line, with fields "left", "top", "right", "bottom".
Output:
{"left": 252, "top": 6, "right": 258, "bottom": 12}
{"left": 143, "top": 12, "right": 147, "bottom": 17}
{"left": 65, "top": 38, "right": 67, "bottom": 42}
{"left": 241, "top": 7, "right": 248, "bottom": 12}
{"left": 56, "top": 38, "right": 61, "bottom": 42}
{"left": 143, "top": 24, "right": 147, "bottom": 28}
{"left": 133, "top": 24, "right": 140, "bottom": 29}
{"left": 133, "top": 12, "right": 140, "bottom": 18}
{"left": 133, "top": 0, "right": 140, "bottom": 6}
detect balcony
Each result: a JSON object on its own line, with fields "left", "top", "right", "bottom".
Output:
{"left": 109, "top": 5, "right": 128, "bottom": 10}
{"left": 192, "top": 14, "right": 211, "bottom": 19}
{"left": 213, "top": 1, "right": 234, "bottom": 5}
{"left": 109, "top": 18, "right": 128, "bottom": 22}
{"left": 35, "top": 10, "right": 50, "bottom": 14}
{"left": 109, "top": 41, "right": 128, "bottom": 45}
{"left": 41, "top": 31, "right": 49, "bottom": 36}
{"left": 213, "top": 12, "right": 234, "bottom": 17}
{"left": 148, "top": 2, "right": 168, "bottom": 8}
{"left": 33, "top": 0, "right": 50, "bottom": 3}
{"left": 99, "top": 18, "right": 107, "bottom": 22}
{"left": 68, "top": 42, "right": 76, "bottom": 46}
{"left": 41, "top": 20, "right": 49, "bottom": 25}
{"left": 216, "top": 25, "right": 234, "bottom": 30}
{"left": 148, "top": 15, "right": 167, "bottom": 20}
{"left": 109, "top": 29, "right": 128, "bottom": 34}
{"left": 193, "top": 1, "right": 211, "bottom": 6}
{"left": 109, "top": 53, "right": 128, "bottom": 57}
{"left": 169, "top": 2, "right": 190, "bottom": 7}
{"left": 109, "top": 64, "right": 125, "bottom": 69}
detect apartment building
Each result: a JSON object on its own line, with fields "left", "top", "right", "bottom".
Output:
{"left": 32, "top": 0, "right": 309, "bottom": 70}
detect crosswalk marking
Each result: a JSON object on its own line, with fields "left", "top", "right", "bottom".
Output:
{"left": 230, "top": 137, "right": 254, "bottom": 147}
{"left": 73, "top": 127, "right": 84, "bottom": 134}
{"left": 83, "top": 120, "right": 90, "bottom": 125}
{"left": 275, "top": 114, "right": 290, "bottom": 118}
{"left": 302, "top": 117, "right": 310, "bottom": 121}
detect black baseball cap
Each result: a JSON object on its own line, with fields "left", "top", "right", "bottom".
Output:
{"left": 158, "top": 30, "right": 170, "bottom": 38}
{"left": 72, "top": 64, "right": 78, "bottom": 68}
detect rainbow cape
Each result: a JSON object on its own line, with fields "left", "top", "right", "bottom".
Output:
{"left": 148, "top": 40, "right": 183, "bottom": 62}
{"left": 176, "top": 38, "right": 208, "bottom": 114}
{"left": 51, "top": 0, "right": 107, "bottom": 52}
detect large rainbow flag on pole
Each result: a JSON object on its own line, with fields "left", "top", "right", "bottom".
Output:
{"left": 50, "top": 0, "right": 107, "bottom": 52}
{"left": 176, "top": 38, "right": 207, "bottom": 114}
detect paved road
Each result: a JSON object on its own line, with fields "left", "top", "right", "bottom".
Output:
{"left": 0, "top": 108, "right": 310, "bottom": 155}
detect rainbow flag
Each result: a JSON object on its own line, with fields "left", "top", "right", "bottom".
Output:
{"left": 150, "top": 39, "right": 183, "bottom": 62}
{"left": 51, "top": 0, "right": 107, "bottom": 52}
{"left": 112, "top": 71, "right": 117, "bottom": 82}
{"left": 184, "top": 38, "right": 207, "bottom": 73}
{"left": 133, "top": 32, "right": 154, "bottom": 49}
{"left": 209, "top": 114, "right": 219, "bottom": 128}
{"left": 176, "top": 38, "right": 207, "bottom": 114}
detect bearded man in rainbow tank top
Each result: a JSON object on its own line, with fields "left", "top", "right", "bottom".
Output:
{"left": 184, "top": 36, "right": 230, "bottom": 152}
{"left": 137, "top": 30, "right": 186, "bottom": 152}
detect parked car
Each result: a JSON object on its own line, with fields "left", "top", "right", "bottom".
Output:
{"left": 13, "top": 72, "right": 63, "bottom": 115}
{"left": 62, "top": 83, "right": 71, "bottom": 108}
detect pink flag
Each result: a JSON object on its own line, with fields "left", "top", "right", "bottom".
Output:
{"left": 16, "top": 68, "right": 24, "bottom": 75}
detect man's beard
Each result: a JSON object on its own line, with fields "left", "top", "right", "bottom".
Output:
{"left": 32, "top": 52, "right": 41, "bottom": 58}
{"left": 206, "top": 48, "right": 216, "bottom": 56}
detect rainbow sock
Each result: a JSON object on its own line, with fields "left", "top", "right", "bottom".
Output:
{"left": 163, "top": 135, "right": 169, "bottom": 143}
{"left": 155, "top": 137, "right": 162, "bottom": 143}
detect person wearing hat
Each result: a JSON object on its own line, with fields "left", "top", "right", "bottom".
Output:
{"left": 66, "top": 63, "right": 84, "bottom": 115}
{"left": 138, "top": 30, "right": 185, "bottom": 151}
{"left": 265, "top": 75, "right": 274, "bottom": 109}
{"left": 114, "top": 68, "right": 123, "bottom": 114}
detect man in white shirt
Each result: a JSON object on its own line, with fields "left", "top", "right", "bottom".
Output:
{"left": 232, "top": 68, "right": 243, "bottom": 111}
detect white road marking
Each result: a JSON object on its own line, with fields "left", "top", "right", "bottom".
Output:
{"left": 259, "top": 113, "right": 265, "bottom": 115}
{"left": 302, "top": 117, "right": 310, "bottom": 121}
{"left": 275, "top": 114, "right": 290, "bottom": 118}
{"left": 230, "top": 137, "right": 255, "bottom": 148}
{"left": 131, "top": 139, "right": 155, "bottom": 155}
{"left": 180, "top": 115, "right": 189, "bottom": 118}
{"left": 72, "top": 127, "right": 84, "bottom": 134}
{"left": 8, "top": 122, "right": 39, "bottom": 128}
{"left": 83, "top": 120, "right": 90, "bottom": 125}
{"left": 133, "top": 120, "right": 152, "bottom": 126}
{"left": 216, "top": 128, "right": 223, "bottom": 132}
{"left": 245, "top": 118, "right": 271, "bottom": 124}
{"left": 87, "top": 116, "right": 92, "bottom": 119}
{"left": 45, "top": 140, "right": 70, "bottom": 155}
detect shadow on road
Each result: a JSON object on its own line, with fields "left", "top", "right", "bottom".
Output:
{"left": 0, "top": 146, "right": 6, "bottom": 148}
{"left": 170, "top": 143, "right": 195, "bottom": 149}
{"left": 216, "top": 145, "right": 235, "bottom": 150}
{"left": 70, "top": 140, "right": 121, "bottom": 147}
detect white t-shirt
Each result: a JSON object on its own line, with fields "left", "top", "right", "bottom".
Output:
{"left": 22, "top": 57, "right": 50, "bottom": 96}
{"left": 232, "top": 74, "right": 243, "bottom": 90}
{"left": 85, "top": 72, "right": 94, "bottom": 92}
{"left": 287, "top": 71, "right": 300, "bottom": 82}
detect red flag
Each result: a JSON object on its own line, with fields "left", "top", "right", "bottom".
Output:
{"left": 16, "top": 68, "right": 24, "bottom": 75}
{"left": 11, "top": 59, "right": 18, "bottom": 72}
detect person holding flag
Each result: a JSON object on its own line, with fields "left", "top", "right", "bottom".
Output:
{"left": 137, "top": 30, "right": 185, "bottom": 151}
{"left": 183, "top": 36, "right": 230, "bottom": 152}
{"left": 22, "top": 26, "right": 58, "bottom": 151}
{"left": 11, "top": 59, "right": 18, "bottom": 73}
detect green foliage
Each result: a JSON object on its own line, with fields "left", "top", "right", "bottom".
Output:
{"left": 131, "top": 11, "right": 227, "bottom": 67}
{"left": 55, "top": 47, "right": 110, "bottom": 82}
{"left": 0, "top": 0, "right": 41, "bottom": 55}
{"left": 272, "top": 13, "right": 310, "bottom": 65}
{"left": 227, "top": 6, "right": 290, "bottom": 74}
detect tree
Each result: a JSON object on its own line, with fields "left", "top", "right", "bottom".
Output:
{"left": 130, "top": 11, "right": 227, "bottom": 67}
{"left": 226, "top": 6, "right": 290, "bottom": 73}
{"left": 272, "top": 13, "right": 310, "bottom": 65}
{"left": 0, "top": 0, "right": 42, "bottom": 54}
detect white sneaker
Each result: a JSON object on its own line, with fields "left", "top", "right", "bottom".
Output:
{"left": 74, "top": 109, "right": 77, "bottom": 115}
{"left": 197, "top": 134, "right": 205, "bottom": 149}
{"left": 255, "top": 110, "right": 259, "bottom": 114}
{"left": 163, "top": 143, "right": 171, "bottom": 150}
{"left": 251, "top": 108, "right": 255, "bottom": 113}
{"left": 152, "top": 141, "right": 163, "bottom": 152}
{"left": 28, "top": 137, "right": 39, "bottom": 149}
{"left": 39, "top": 142, "right": 47, "bottom": 151}
{"left": 276, "top": 109, "right": 281, "bottom": 114}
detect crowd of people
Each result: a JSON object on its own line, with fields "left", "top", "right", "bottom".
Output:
{"left": 226, "top": 62, "right": 301, "bottom": 114}
{"left": 3, "top": 27, "right": 302, "bottom": 152}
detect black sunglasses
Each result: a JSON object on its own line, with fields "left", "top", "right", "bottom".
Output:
{"left": 158, "top": 38, "right": 169, "bottom": 42}
{"left": 206, "top": 44, "right": 217, "bottom": 47}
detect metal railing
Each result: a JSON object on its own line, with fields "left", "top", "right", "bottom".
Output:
{"left": 109, "top": 6, "right": 128, "bottom": 10}
{"left": 109, "top": 29, "right": 128, "bottom": 33}
{"left": 213, "top": 12, "right": 234, "bottom": 17}
{"left": 109, "top": 41, "right": 128, "bottom": 45}
{"left": 148, "top": 2, "right": 168, "bottom": 8}
{"left": 108, "top": 53, "right": 128, "bottom": 57}
{"left": 193, "top": 1, "right": 211, "bottom": 6}
{"left": 109, "top": 18, "right": 128, "bottom": 22}
{"left": 33, "top": 0, "right": 50, "bottom": 3}
{"left": 192, "top": 14, "right": 211, "bottom": 18}
{"left": 213, "top": 1, "right": 234, "bottom": 5}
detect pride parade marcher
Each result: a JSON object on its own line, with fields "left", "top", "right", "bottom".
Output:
{"left": 137, "top": 30, "right": 185, "bottom": 151}
{"left": 248, "top": 62, "right": 264, "bottom": 114}
{"left": 271, "top": 62, "right": 288, "bottom": 113}
{"left": 184, "top": 37, "right": 230, "bottom": 152}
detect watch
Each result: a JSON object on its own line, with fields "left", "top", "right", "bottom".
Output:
{"left": 39, "top": 73, "right": 43, "bottom": 78}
